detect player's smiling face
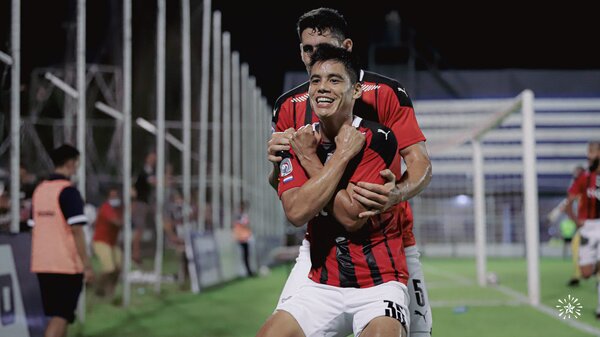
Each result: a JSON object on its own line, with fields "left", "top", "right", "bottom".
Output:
{"left": 308, "top": 60, "right": 361, "bottom": 121}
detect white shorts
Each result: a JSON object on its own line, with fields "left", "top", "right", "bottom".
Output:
{"left": 277, "top": 279, "right": 409, "bottom": 337}
{"left": 277, "top": 240, "right": 432, "bottom": 337}
{"left": 276, "top": 239, "right": 311, "bottom": 307}
{"left": 578, "top": 219, "right": 600, "bottom": 266}
{"left": 405, "top": 245, "right": 432, "bottom": 337}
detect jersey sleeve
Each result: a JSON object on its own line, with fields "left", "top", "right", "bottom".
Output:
{"left": 379, "top": 84, "right": 426, "bottom": 150}
{"left": 568, "top": 174, "right": 585, "bottom": 196}
{"left": 59, "top": 186, "right": 88, "bottom": 226}
{"left": 273, "top": 98, "right": 295, "bottom": 132}
{"left": 277, "top": 149, "right": 309, "bottom": 198}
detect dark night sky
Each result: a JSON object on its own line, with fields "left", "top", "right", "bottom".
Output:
{"left": 1, "top": 0, "right": 599, "bottom": 107}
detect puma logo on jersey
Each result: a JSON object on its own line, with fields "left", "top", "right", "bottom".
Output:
{"left": 414, "top": 309, "right": 428, "bottom": 322}
{"left": 397, "top": 87, "right": 407, "bottom": 96}
{"left": 378, "top": 129, "right": 391, "bottom": 140}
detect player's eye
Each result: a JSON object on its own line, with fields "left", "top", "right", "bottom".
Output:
{"left": 302, "top": 45, "right": 314, "bottom": 54}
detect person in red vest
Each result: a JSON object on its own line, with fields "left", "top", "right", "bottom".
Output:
{"left": 92, "top": 186, "right": 123, "bottom": 298}
{"left": 29, "top": 144, "right": 94, "bottom": 337}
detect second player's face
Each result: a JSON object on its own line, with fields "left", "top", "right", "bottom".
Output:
{"left": 300, "top": 28, "right": 343, "bottom": 71}
{"left": 309, "top": 60, "right": 361, "bottom": 121}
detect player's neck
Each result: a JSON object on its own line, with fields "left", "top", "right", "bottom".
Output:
{"left": 54, "top": 167, "right": 72, "bottom": 178}
{"left": 319, "top": 114, "right": 352, "bottom": 142}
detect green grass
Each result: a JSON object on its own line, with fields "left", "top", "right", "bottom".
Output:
{"left": 69, "top": 256, "right": 600, "bottom": 337}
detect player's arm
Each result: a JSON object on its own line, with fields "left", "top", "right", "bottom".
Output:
{"left": 397, "top": 141, "right": 432, "bottom": 200}
{"left": 353, "top": 84, "right": 432, "bottom": 217}
{"left": 268, "top": 99, "right": 298, "bottom": 190}
{"left": 332, "top": 183, "right": 369, "bottom": 232}
{"left": 564, "top": 193, "right": 583, "bottom": 227}
{"left": 267, "top": 128, "right": 295, "bottom": 190}
{"left": 334, "top": 126, "right": 398, "bottom": 231}
{"left": 72, "top": 225, "right": 94, "bottom": 281}
{"left": 290, "top": 127, "right": 371, "bottom": 231}
{"left": 565, "top": 174, "right": 584, "bottom": 227}
{"left": 280, "top": 125, "right": 365, "bottom": 227}
{"left": 60, "top": 187, "right": 94, "bottom": 281}
{"left": 289, "top": 124, "right": 324, "bottom": 177}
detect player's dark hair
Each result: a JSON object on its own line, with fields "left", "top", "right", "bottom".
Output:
{"left": 309, "top": 43, "right": 360, "bottom": 84}
{"left": 50, "top": 144, "right": 80, "bottom": 167}
{"left": 297, "top": 8, "right": 349, "bottom": 42}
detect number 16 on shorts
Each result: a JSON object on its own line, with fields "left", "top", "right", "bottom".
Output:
{"left": 384, "top": 300, "right": 407, "bottom": 325}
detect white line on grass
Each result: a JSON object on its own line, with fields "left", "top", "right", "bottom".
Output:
{"left": 424, "top": 266, "right": 600, "bottom": 336}
{"left": 494, "top": 284, "right": 600, "bottom": 337}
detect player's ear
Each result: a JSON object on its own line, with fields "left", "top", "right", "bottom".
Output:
{"left": 343, "top": 39, "right": 353, "bottom": 52}
{"left": 353, "top": 82, "right": 362, "bottom": 99}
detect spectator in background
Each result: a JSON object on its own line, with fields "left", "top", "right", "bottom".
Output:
{"left": 164, "top": 190, "right": 188, "bottom": 285}
{"left": 30, "top": 144, "right": 93, "bottom": 337}
{"left": 134, "top": 151, "right": 157, "bottom": 205}
{"left": 132, "top": 151, "right": 156, "bottom": 266}
{"left": 92, "top": 186, "right": 123, "bottom": 299}
{"left": 131, "top": 186, "right": 148, "bottom": 267}
{"left": 233, "top": 201, "right": 254, "bottom": 277}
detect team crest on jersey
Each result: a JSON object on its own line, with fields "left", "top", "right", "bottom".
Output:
{"left": 280, "top": 158, "right": 293, "bottom": 177}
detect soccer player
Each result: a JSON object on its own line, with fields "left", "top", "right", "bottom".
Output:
{"left": 267, "top": 8, "right": 433, "bottom": 336}
{"left": 258, "top": 44, "right": 409, "bottom": 337}
{"left": 564, "top": 140, "right": 600, "bottom": 317}
{"left": 29, "top": 144, "right": 94, "bottom": 337}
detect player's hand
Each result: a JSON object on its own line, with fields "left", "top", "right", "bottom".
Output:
{"left": 353, "top": 169, "right": 401, "bottom": 218}
{"left": 84, "top": 265, "right": 95, "bottom": 284}
{"left": 267, "top": 128, "right": 295, "bottom": 163}
{"left": 335, "top": 125, "right": 365, "bottom": 160}
{"left": 290, "top": 125, "right": 320, "bottom": 161}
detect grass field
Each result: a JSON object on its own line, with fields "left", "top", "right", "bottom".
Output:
{"left": 68, "top": 256, "right": 600, "bottom": 337}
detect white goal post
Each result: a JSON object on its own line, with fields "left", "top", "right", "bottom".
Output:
{"left": 413, "top": 90, "right": 539, "bottom": 304}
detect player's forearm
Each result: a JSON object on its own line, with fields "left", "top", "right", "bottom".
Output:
{"left": 333, "top": 188, "right": 369, "bottom": 232}
{"left": 397, "top": 142, "right": 432, "bottom": 201}
{"left": 72, "top": 226, "right": 91, "bottom": 268}
{"left": 282, "top": 153, "right": 352, "bottom": 226}
{"left": 297, "top": 152, "right": 323, "bottom": 178}
{"left": 564, "top": 196, "right": 581, "bottom": 226}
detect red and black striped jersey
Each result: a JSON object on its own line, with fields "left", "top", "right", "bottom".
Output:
{"left": 278, "top": 117, "right": 408, "bottom": 288}
{"left": 273, "top": 70, "right": 423, "bottom": 248}
{"left": 568, "top": 170, "right": 600, "bottom": 221}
